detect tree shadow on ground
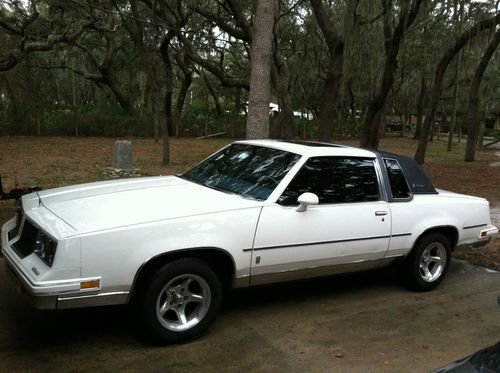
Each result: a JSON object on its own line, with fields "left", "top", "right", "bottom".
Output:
{"left": 0, "top": 266, "right": 401, "bottom": 350}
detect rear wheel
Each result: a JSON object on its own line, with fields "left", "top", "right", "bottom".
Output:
{"left": 402, "top": 232, "right": 451, "bottom": 291}
{"left": 140, "top": 258, "right": 223, "bottom": 344}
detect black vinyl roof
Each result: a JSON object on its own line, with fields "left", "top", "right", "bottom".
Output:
{"left": 375, "top": 150, "right": 437, "bottom": 195}
{"left": 279, "top": 140, "right": 345, "bottom": 148}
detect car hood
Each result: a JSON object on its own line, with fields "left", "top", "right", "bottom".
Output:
{"left": 24, "top": 176, "right": 262, "bottom": 236}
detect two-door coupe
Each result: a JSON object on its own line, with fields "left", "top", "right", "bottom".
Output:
{"left": 2, "top": 140, "right": 498, "bottom": 343}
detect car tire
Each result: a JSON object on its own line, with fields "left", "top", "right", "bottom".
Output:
{"left": 140, "top": 258, "right": 223, "bottom": 344}
{"left": 402, "top": 232, "right": 451, "bottom": 292}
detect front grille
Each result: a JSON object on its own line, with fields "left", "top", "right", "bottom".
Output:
{"left": 12, "top": 220, "right": 38, "bottom": 259}
{"left": 7, "top": 199, "right": 23, "bottom": 241}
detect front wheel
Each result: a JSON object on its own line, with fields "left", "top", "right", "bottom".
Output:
{"left": 140, "top": 258, "right": 223, "bottom": 344}
{"left": 402, "top": 233, "right": 451, "bottom": 291}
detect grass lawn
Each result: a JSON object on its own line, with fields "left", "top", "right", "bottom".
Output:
{"left": 0, "top": 136, "right": 498, "bottom": 269}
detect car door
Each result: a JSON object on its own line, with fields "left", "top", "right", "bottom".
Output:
{"left": 250, "top": 156, "right": 391, "bottom": 285}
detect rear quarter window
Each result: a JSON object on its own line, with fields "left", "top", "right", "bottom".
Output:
{"left": 384, "top": 158, "right": 411, "bottom": 199}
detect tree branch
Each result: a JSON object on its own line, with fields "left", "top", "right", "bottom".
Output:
{"left": 225, "top": 0, "right": 252, "bottom": 39}
{"left": 188, "top": 1, "right": 250, "bottom": 42}
{"left": 0, "top": 19, "right": 95, "bottom": 71}
{"left": 310, "top": 0, "right": 342, "bottom": 47}
{"left": 178, "top": 32, "right": 249, "bottom": 89}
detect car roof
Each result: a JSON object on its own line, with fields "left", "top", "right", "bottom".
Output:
{"left": 235, "top": 139, "right": 377, "bottom": 158}
{"left": 233, "top": 140, "right": 437, "bottom": 195}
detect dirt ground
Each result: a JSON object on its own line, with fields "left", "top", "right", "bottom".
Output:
{"left": 0, "top": 258, "right": 498, "bottom": 373}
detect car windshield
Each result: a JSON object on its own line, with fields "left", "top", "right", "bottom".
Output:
{"left": 181, "top": 144, "right": 301, "bottom": 200}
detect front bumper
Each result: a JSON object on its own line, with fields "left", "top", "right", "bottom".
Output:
{"left": 3, "top": 257, "right": 128, "bottom": 309}
{"left": 2, "top": 218, "right": 127, "bottom": 310}
{"left": 3, "top": 257, "right": 58, "bottom": 309}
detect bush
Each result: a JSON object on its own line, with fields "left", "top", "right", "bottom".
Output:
{"left": 0, "top": 104, "right": 152, "bottom": 137}
{"left": 0, "top": 103, "right": 364, "bottom": 139}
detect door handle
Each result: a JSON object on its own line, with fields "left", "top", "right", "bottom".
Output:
{"left": 375, "top": 211, "right": 388, "bottom": 216}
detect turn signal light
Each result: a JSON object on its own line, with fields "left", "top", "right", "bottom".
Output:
{"left": 80, "top": 280, "right": 100, "bottom": 290}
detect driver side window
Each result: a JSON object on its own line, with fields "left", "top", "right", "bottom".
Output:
{"left": 278, "top": 157, "right": 380, "bottom": 206}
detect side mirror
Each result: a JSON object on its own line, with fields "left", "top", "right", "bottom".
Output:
{"left": 296, "top": 192, "right": 319, "bottom": 212}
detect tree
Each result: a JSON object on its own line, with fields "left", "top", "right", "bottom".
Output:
{"left": 173, "top": 52, "right": 193, "bottom": 137}
{"left": 310, "top": 0, "right": 344, "bottom": 142}
{"left": 359, "top": 0, "right": 424, "bottom": 149}
{"left": 120, "top": 0, "right": 165, "bottom": 139}
{"left": 1, "top": 0, "right": 500, "bottom": 170}
{"left": 184, "top": 0, "right": 251, "bottom": 90}
{"left": 447, "top": 0, "right": 465, "bottom": 152}
{"left": 464, "top": 27, "right": 500, "bottom": 162}
{"left": 413, "top": 77, "right": 427, "bottom": 140}
{"left": 271, "top": 2, "right": 301, "bottom": 140}
{"left": 159, "top": 32, "right": 176, "bottom": 166}
{"left": 414, "top": 13, "right": 500, "bottom": 164}
{"left": 246, "top": 0, "right": 276, "bottom": 139}
{"left": 74, "top": 35, "right": 133, "bottom": 111}
{"left": 0, "top": 1, "right": 94, "bottom": 71}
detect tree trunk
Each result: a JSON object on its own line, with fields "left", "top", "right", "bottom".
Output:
{"left": 279, "top": 91, "right": 294, "bottom": 139}
{"left": 2, "top": 74, "right": 18, "bottom": 135}
{"left": 72, "top": 69, "right": 77, "bottom": 105}
{"left": 415, "top": 14, "right": 500, "bottom": 164}
{"left": 361, "top": 106, "right": 384, "bottom": 148}
{"left": 337, "top": 106, "right": 345, "bottom": 139}
{"left": 142, "top": 61, "right": 159, "bottom": 140}
{"left": 464, "top": 28, "right": 500, "bottom": 162}
{"left": 232, "top": 87, "right": 241, "bottom": 138}
{"left": 153, "top": 97, "right": 161, "bottom": 144}
{"left": 360, "top": 0, "right": 424, "bottom": 149}
{"left": 447, "top": 0, "right": 465, "bottom": 152}
{"left": 272, "top": 56, "right": 294, "bottom": 139}
{"left": 127, "top": 0, "right": 159, "bottom": 139}
{"left": 360, "top": 34, "right": 404, "bottom": 148}
{"left": 318, "top": 49, "right": 344, "bottom": 142}
{"left": 246, "top": 0, "right": 276, "bottom": 139}
{"left": 160, "top": 33, "right": 175, "bottom": 166}
{"left": 399, "top": 114, "right": 405, "bottom": 138}
{"left": 478, "top": 119, "right": 486, "bottom": 151}
{"left": 234, "top": 87, "right": 242, "bottom": 116}
{"left": 310, "top": 0, "right": 344, "bottom": 143}
{"left": 100, "top": 66, "right": 133, "bottom": 110}
{"left": 447, "top": 51, "right": 462, "bottom": 151}
{"left": 202, "top": 72, "right": 222, "bottom": 117}
{"left": 174, "top": 71, "right": 192, "bottom": 137}
{"left": 413, "top": 76, "right": 427, "bottom": 140}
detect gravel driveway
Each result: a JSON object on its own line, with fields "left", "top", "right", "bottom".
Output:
{"left": 0, "top": 258, "right": 499, "bottom": 372}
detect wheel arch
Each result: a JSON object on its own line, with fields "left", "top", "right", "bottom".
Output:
{"left": 128, "top": 247, "right": 236, "bottom": 304}
{"left": 411, "top": 225, "right": 459, "bottom": 253}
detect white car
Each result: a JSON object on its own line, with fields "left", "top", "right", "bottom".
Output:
{"left": 1, "top": 140, "right": 498, "bottom": 343}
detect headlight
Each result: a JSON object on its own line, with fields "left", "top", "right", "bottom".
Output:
{"left": 34, "top": 231, "right": 57, "bottom": 267}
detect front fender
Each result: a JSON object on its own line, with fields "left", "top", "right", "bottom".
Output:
{"left": 76, "top": 207, "right": 261, "bottom": 294}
